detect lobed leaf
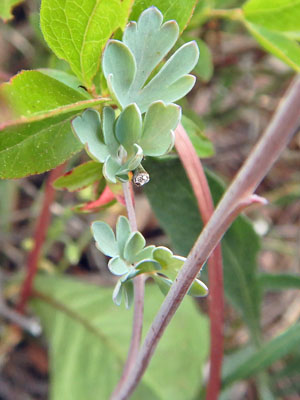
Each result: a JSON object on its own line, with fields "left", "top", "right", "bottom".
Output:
{"left": 91, "top": 221, "right": 118, "bottom": 257}
{"left": 124, "top": 231, "right": 146, "bottom": 263}
{"left": 103, "top": 7, "right": 199, "bottom": 112}
{"left": 108, "top": 256, "right": 129, "bottom": 276}
{"left": 115, "top": 103, "right": 142, "bottom": 155}
{"left": 116, "top": 216, "right": 132, "bottom": 258}
{"left": 140, "top": 101, "right": 180, "bottom": 156}
{"left": 72, "top": 109, "right": 109, "bottom": 162}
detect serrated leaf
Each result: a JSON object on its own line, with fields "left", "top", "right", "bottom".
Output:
{"left": 115, "top": 103, "right": 142, "bottom": 155}
{"left": 124, "top": 231, "right": 146, "bottom": 263}
{"left": 244, "top": 21, "right": 300, "bottom": 72}
{"left": 40, "top": 0, "right": 134, "bottom": 87}
{"left": 140, "top": 101, "right": 180, "bottom": 156}
{"left": 0, "top": 0, "right": 24, "bottom": 21}
{"left": 116, "top": 216, "right": 132, "bottom": 258}
{"left": 243, "top": 0, "right": 300, "bottom": 38}
{"left": 1, "top": 71, "right": 88, "bottom": 117}
{"left": 53, "top": 161, "right": 102, "bottom": 191}
{"left": 72, "top": 109, "right": 109, "bottom": 162}
{"left": 39, "top": 69, "right": 90, "bottom": 98}
{"left": 130, "top": 0, "right": 198, "bottom": 33}
{"left": 223, "top": 323, "right": 300, "bottom": 388}
{"left": 108, "top": 256, "right": 129, "bottom": 276}
{"left": 0, "top": 113, "right": 82, "bottom": 179}
{"left": 103, "top": 8, "right": 199, "bottom": 112}
{"left": 32, "top": 274, "right": 209, "bottom": 400}
{"left": 91, "top": 221, "right": 118, "bottom": 257}
{"left": 181, "top": 115, "right": 215, "bottom": 158}
{"left": 143, "top": 157, "right": 261, "bottom": 340}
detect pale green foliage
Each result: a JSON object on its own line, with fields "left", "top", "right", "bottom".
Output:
{"left": 102, "top": 7, "right": 199, "bottom": 112}
{"left": 91, "top": 216, "right": 208, "bottom": 306}
{"left": 32, "top": 274, "right": 209, "bottom": 400}
{"left": 72, "top": 101, "right": 181, "bottom": 183}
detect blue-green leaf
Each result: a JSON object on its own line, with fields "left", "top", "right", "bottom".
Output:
{"left": 115, "top": 103, "right": 142, "bottom": 155}
{"left": 116, "top": 216, "right": 132, "bottom": 258}
{"left": 133, "top": 245, "right": 156, "bottom": 263}
{"left": 72, "top": 109, "right": 109, "bottom": 162}
{"left": 140, "top": 101, "right": 180, "bottom": 156}
{"left": 108, "top": 256, "right": 129, "bottom": 276}
{"left": 102, "top": 107, "right": 119, "bottom": 158}
{"left": 91, "top": 221, "right": 118, "bottom": 257}
{"left": 124, "top": 232, "right": 146, "bottom": 263}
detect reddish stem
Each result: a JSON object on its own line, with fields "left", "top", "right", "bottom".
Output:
{"left": 17, "top": 164, "right": 66, "bottom": 313}
{"left": 175, "top": 123, "right": 224, "bottom": 400}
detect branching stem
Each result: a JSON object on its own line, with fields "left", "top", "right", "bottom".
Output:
{"left": 111, "top": 75, "right": 300, "bottom": 400}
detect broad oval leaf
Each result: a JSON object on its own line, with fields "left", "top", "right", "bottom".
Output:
{"left": 40, "top": 0, "right": 134, "bottom": 87}
{"left": 91, "top": 221, "right": 118, "bottom": 257}
{"left": 53, "top": 161, "right": 102, "bottom": 191}
{"left": 32, "top": 274, "right": 209, "bottom": 400}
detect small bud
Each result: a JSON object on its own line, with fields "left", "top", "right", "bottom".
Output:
{"left": 133, "top": 165, "right": 150, "bottom": 187}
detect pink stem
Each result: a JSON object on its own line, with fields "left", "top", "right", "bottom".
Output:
{"left": 17, "top": 163, "right": 66, "bottom": 313}
{"left": 175, "top": 123, "right": 224, "bottom": 400}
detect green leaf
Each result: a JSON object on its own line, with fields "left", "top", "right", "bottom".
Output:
{"left": 1, "top": 71, "right": 88, "bottom": 117}
{"left": 91, "top": 221, "right": 118, "bottom": 257}
{"left": 243, "top": 0, "right": 300, "bottom": 38}
{"left": 40, "top": 0, "right": 134, "bottom": 87}
{"left": 143, "top": 157, "right": 261, "bottom": 340}
{"left": 39, "top": 69, "right": 90, "bottom": 98}
{"left": 192, "top": 38, "right": 214, "bottom": 82}
{"left": 130, "top": 0, "right": 198, "bottom": 33}
{"left": 188, "top": 279, "right": 209, "bottom": 297}
{"left": 53, "top": 161, "right": 102, "bottom": 191}
{"left": 0, "top": 113, "right": 82, "bottom": 179}
{"left": 223, "top": 323, "right": 300, "bottom": 388}
{"left": 32, "top": 274, "right": 209, "bottom": 400}
{"left": 258, "top": 273, "right": 300, "bottom": 291}
{"left": 181, "top": 115, "right": 215, "bottom": 158}
{"left": 72, "top": 109, "right": 109, "bottom": 162}
{"left": 124, "top": 231, "right": 146, "bottom": 263}
{"left": 103, "top": 8, "right": 199, "bottom": 112}
{"left": 140, "top": 101, "right": 180, "bottom": 156}
{"left": 108, "top": 256, "right": 129, "bottom": 276}
{"left": 103, "top": 155, "right": 122, "bottom": 183}
{"left": 116, "top": 144, "right": 143, "bottom": 175}
{"left": 244, "top": 21, "right": 300, "bottom": 72}
{"left": 115, "top": 103, "right": 142, "bottom": 155}
{"left": 116, "top": 216, "right": 131, "bottom": 258}
{"left": 135, "top": 259, "right": 162, "bottom": 272}
{"left": 0, "top": 0, "right": 23, "bottom": 21}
